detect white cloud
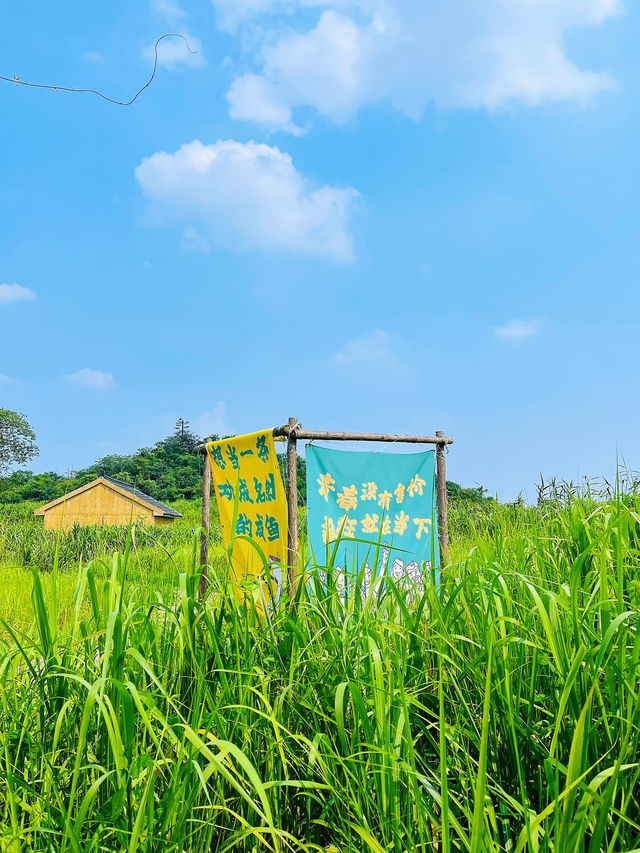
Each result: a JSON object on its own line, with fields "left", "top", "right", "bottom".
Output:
{"left": 135, "top": 139, "right": 358, "bottom": 261}
{"left": 333, "top": 329, "right": 401, "bottom": 367}
{"left": 142, "top": 32, "right": 204, "bottom": 70}
{"left": 192, "top": 402, "right": 229, "bottom": 438}
{"left": 493, "top": 318, "right": 541, "bottom": 342}
{"left": 65, "top": 368, "right": 116, "bottom": 390}
{"left": 220, "top": 0, "right": 619, "bottom": 131}
{"left": 212, "top": 0, "right": 288, "bottom": 31}
{"left": 227, "top": 74, "right": 306, "bottom": 135}
{"left": 0, "top": 283, "right": 36, "bottom": 305}
{"left": 180, "top": 227, "right": 211, "bottom": 253}
{"left": 83, "top": 50, "right": 105, "bottom": 63}
{"left": 0, "top": 374, "right": 16, "bottom": 384}
{"left": 152, "top": 0, "right": 188, "bottom": 21}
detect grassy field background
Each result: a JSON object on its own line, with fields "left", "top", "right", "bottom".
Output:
{"left": 0, "top": 490, "right": 638, "bottom": 851}
{"left": 0, "top": 500, "right": 222, "bottom": 633}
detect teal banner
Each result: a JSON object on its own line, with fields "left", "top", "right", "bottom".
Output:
{"left": 306, "top": 445, "right": 439, "bottom": 590}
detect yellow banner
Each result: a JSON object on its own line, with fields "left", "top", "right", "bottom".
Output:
{"left": 206, "top": 430, "right": 287, "bottom": 594}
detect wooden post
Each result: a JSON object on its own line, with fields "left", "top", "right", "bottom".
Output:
{"left": 199, "top": 452, "right": 211, "bottom": 599}
{"left": 435, "top": 430, "right": 449, "bottom": 566}
{"left": 286, "top": 417, "right": 299, "bottom": 599}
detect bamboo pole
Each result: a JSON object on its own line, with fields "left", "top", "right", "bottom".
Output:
{"left": 199, "top": 452, "right": 211, "bottom": 598}
{"left": 286, "top": 417, "right": 299, "bottom": 599}
{"left": 272, "top": 427, "right": 453, "bottom": 445}
{"left": 435, "top": 430, "right": 449, "bottom": 566}
{"left": 194, "top": 428, "right": 453, "bottom": 454}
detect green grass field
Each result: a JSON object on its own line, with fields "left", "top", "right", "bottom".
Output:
{"left": 0, "top": 501, "right": 222, "bottom": 633}
{"left": 0, "top": 491, "right": 638, "bottom": 851}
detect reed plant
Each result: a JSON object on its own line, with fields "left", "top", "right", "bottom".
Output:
{"left": 0, "top": 488, "right": 638, "bottom": 851}
{"left": 0, "top": 500, "right": 206, "bottom": 574}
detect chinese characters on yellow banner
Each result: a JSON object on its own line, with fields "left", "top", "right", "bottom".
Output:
{"left": 206, "top": 430, "right": 287, "bottom": 593}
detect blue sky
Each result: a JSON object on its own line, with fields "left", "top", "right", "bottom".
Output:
{"left": 0, "top": 0, "right": 637, "bottom": 499}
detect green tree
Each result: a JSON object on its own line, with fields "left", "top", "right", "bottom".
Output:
{"left": 446, "top": 480, "right": 493, "bottom": 502}
{"left": 0, "top": 409, "right": 38, "bottom": 475}
{"left": 74, "top": 421, "right": 211, "bottom": 502}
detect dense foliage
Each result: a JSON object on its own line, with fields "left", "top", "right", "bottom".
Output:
{"left": 445, "top": 479, "right": 493, "bottom": 502}
{"left": 0, "top": 422, "right": 483, "bottom": 509}
{"left": 0, "top": 408, "right": 38, "bottom": 475}
{"left": 0, "top": 490, "right": 639, "bottom": 851}
{"left": 0, "top": 426, "right": 210, "bottom": 504}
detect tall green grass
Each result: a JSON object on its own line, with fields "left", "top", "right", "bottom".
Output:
{"left": 0, "top": 501, "right": 222, "bottom": 634}
{"left": 0, "top": 500, "right": 208, "bottom": 574}
{"left": 0, "top": 490, "right": 639, "bottom": 851}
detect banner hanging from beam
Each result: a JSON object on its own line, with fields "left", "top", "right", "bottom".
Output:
{"left": 206, "top": 430, "right": 287, "bottom": 595}
{"left": 306, "top": 445, "right": 439, "bottom": 590}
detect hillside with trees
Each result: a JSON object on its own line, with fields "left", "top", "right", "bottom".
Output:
{"left": 0, "top": 419, "right": 310, "bottom": 505}
{"left": 0, "top": 421, "right": 208, "bottom": 504}
{"left": 0, "top": 414, "right": 490, "bottom": 507}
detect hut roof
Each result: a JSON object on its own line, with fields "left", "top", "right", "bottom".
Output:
{"left": 101, "top": 476, "right": 183, "bottom": 517}
{"left": 34, "top": 475, "right": 183, "bottom": 518}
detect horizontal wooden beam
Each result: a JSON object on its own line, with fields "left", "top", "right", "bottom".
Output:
{"left": 273, "top": 426, "right": 454, "bottom": 445}
{"left": 195, "top": 425, "right": 453, "bottom": 454}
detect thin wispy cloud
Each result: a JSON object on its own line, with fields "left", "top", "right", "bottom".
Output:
{"left": 146, "top": 0, "right": 204, "bottom": 68}
{"left": 0, "top": 283, "right": 36, "bottom": 305}
{"left": 181, "top": 227, "right": 211, "bottom": 254}
{"left": 82, "top": 50, "right": 105, "bottom": 63}
{"left": 493, "top": 319, "right": 541, "bottom": 343}
{"left": 192, "top": 402, "right": 228, "bottom": 438}
{"left": 0, "top": 374, "right": 16, "bottom": 384}
{"left": 142, "top": 34, "right": 204, "bottom": 69}
{"left": 65, "top": 368, "right": 116, "bottom": 390}
{"left": 135, "top": 139, "right": 358, "bottom": 261}
{"left": 152, "top": 0, "right": 188, "bottom": 21}
{"left": 333, "top": 330, "right": 402, "bottom": 369}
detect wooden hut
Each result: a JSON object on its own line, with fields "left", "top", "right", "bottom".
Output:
{"left": 34, "top": 475, "right": 182, "bottom": 529}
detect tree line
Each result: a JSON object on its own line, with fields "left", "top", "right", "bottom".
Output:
{"left": 0, "top": 410, "right": 490, "bottom": 506}
{"left": 0, "top": 417, "right": 308, "bottom": 505}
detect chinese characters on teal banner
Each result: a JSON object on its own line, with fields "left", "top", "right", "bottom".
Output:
{"left": 306, "top": 445, "right": 439, "bottom": 590}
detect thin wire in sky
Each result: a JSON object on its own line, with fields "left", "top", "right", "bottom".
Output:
{"left": 0, "top": 34, "right": 196, "bottom": 106}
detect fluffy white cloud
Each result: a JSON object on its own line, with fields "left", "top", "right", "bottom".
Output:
{"left": 65, "top": 368, "right": 116, "bottom": 390}
{"left": 0, "top": 283, "right": 36, "bottom": 305}
{"left": 221, "top": 0, "right": 619, "bottom": 131}
{"left": 333, "top": 329, "right": 401, "bottom": 367}
{"left": 192, "top": 402, "right": 229, "bottom": 438}
{"left": 227, "top": 74, "right": 305, "bottom": 134}
{"left": 135, "top": 139, "right": 358, "bottom": 261}
{"left": 493, "top": 318, "right": 541, "bottom": 342}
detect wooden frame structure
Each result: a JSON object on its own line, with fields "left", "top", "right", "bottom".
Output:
{"left": 195, "top": 419, "right": 453, "bottom": 598}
